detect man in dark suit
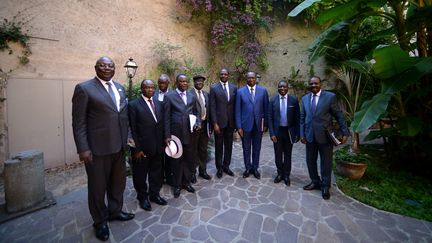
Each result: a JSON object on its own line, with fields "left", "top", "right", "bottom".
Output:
{"left": 128, "top": 79, "right": 168, "bottom": 211}
{"left": 209, "top": 68, "right": 237, "bottom": 178}
{"left": 164, "top": 74, "right": 201, "bottom": 198}
{"left": 189, "top": 74, "right": 211, "bottom": 181}
{"left": 268, "top": 80, "right": 300, "bottom": 186}
{"left": 153, "top": 74, "right": 173, "bottom": 186}
{"left": 235, "top": 71, "right": 269, "bottom": 179}
{"left": 72, "top": 56, "right": 134, "bottom": 241}
{"left": 300, "top": 76, "right": 350, "bottom": 200}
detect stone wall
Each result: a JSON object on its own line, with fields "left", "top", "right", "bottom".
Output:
{"left": 0, "top": 0, "right": 322, "bottom": 168}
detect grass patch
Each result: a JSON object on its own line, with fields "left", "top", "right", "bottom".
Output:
{"left": 334, "top": 144, "right": 432, "bottom": 222}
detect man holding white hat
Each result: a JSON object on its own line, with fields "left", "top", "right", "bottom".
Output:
{"left": 164, "top": 74, "right": 201, "bottom": 198}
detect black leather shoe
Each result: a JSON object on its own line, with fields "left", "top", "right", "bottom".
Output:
{"left": 274, "top": 174, "right": 282, "bottom": 183}
{"left": 191, "top": 174, "right": 197, "bottom": 184}
{"left": 109, "top": 211, "right": 135, "bottom": 221}
{"left": 284, "top": 176, "right": 291, "bottom": 186}
{"left": 303, "top": 182, "right": 321, "bottom": 190}
{"left": 94, "top": 223, "right": 109, "bottom": 241}
{"left": 243, "top": 169, "right": 250, "bottom": 178}
{"left": 216, "top": 169, "right": 223, "bottom": 178}
{"left": 183, "top": 184, "right": 196, "bottom": 193}
{"left": 252, "top": 169, "right": 261, "bottom": 179}
{"left": 173, "top": 187, "right": 181, "bottom": 198}
{"left": 150, "top": 195, "right": 167, "bottom": 205}
{"left": 322, "top": 187, "right": 330, "bottom": 200}
{"left": 223, "top": 167, "right": 234, "bottom": 176}
{"left": 139, "top": 198, "right": 152, "bottom": 211}
{"left": 199, "top": 171, "right": 211, "bottom": 180}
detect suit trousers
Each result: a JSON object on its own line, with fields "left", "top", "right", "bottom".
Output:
{"left": 214, "top": 126, "right": 234, "bottom": 170}
{"left": 305, "top": 140, "right": 334, "bottom": 187}
{"left": 191, "top": 120, "right": 209, "bottom": 173}
{"left": 273, "top": 126, "right": 293, "bottom": 177}
{"left": 84, "top": 150, "right": 126, "bottom": 227}
{"left": 131, "top": 152, "right": 163, "bottom": 202}
{"left": 172, "top": 142, "right": 195, "bottom": 187}
{"left": 241, "top": 123, "right": 263, "bottom": 170}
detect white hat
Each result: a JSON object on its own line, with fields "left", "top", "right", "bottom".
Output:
{"left": 165, "top": 135, "right": 183, "bottom": 159}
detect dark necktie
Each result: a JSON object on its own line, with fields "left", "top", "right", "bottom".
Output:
{"left": 250, "top": 87, "right": 255, "bottom": 102}
{"left": 280, "top": 96, "right": 287, "bottom": 126}
{"left": 223, "top": 83, "right": 229, "bottom": 101}
{"left": 106, "top": 82, "right": 117, "bottom": 108}
{"left": 311, "top": 94, "right": 317, "bottom": 114}
{"left": 148, "top": 98, "right": 156, "bottom": 117}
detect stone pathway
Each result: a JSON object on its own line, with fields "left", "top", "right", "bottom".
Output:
{"left": 1, "top": 138, "right": 431, "bottom": 242}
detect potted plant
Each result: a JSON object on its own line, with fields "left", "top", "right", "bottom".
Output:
{"left": 334, "top": 146, "right": 368, "bottom": 179}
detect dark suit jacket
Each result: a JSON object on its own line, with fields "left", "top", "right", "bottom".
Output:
{"left": 268, "top": 94, "right": 300, "bottom": 143}
{"left": 235, "top": 85, "right": 269, "bottom": 132}
{"left": 209, "top": 82, "right": 237, "bottom": 129}
{"left": 72, "top": 77, "right": 128, "bottom": 156}
{"left": 189, "top": 88, "right": 211, "bottom": 136}
{"left": 128, "top": 96, "right": 164, "bottom": 157}
{"left": 164, "top": 90, "right": 201, "bottom": 145}
{"left": 153, "top": 88, "right": 169, "bottom": 103}
{"left": 300, "top": 90, "right": 350, "bottom": 143}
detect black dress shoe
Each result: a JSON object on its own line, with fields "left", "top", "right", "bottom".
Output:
{"left": 173, "top": 187, "right": 181, "bottom": 198}
{"left": 199, "top": 171, "right": 211, "bottom": 180}
{"left": 223, "top": 167, "right": 234, "bottom": 176}
{"left": 284, "top": 176, "right": 291, "bottom": 186}
{"left": 252, "top": 169, "right": 261, "bottom": 179}
{"left": 274, "top": 174, "right": 283, "bottom": 183}
{"left": 150, "top": 195, "right": 168, "bottom": 206}
{"left": 191, "top": 174, "right": 197, "bottom": 184}
{"left": 322, "top": 187, "right": 330, "bottom": 200}
{"left": 243, "top": 169, "right": 250, "bottom": 178}
{"left": 303, "top": 182, "right": 321, "bottom": 190}
{"left": 216, "top": 169, "right": 223, "bottom": 178}
{"left": 183, "top": 184, "right": 196, "bottom": 193}
{"left": 94, "top": 223, "right": 109, "bottom": 241}
{"left": 139, "top": 198, "right": 152, "bottom": 211}
{"left": 109, "top": 211, "right": 135, "bottom": 221}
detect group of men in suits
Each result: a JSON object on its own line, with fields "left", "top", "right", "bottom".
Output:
{"left": 72, "top": 57, "right": 349, "bottom": 241}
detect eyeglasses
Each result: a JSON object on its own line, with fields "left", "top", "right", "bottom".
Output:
{"left": 96, "top": 63, "right": 115, "bottom": 69}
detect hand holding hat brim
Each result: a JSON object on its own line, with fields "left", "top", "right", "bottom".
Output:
{"left": 165, "top": 135, "right": 183, "bottom": 159}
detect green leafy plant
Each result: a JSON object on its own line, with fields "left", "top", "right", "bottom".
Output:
{"left": 334, "top": 145, "right": 369, "bottom": 164}
{"left": 289, "top": 0, "right": 432, "bottom": 177}
{"left": 176, "top": 0, "right": 274, "bottom": 78}
{"left": 152, "top": 41, "right": 182, "bottom": 81}
{"left": 0, "top": 14, "right": 31, "bottom": 65}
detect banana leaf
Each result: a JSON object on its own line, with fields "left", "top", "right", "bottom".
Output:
{"left": 287, "top": 0, "right": 323, "bottom": 17}
{"left": 351, "top": 93, "right": 391, "bottom": 132}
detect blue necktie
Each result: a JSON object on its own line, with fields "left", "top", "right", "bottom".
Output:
{"left": 280, "top": 96, "right": 287, "bottom": 126}
{"left": 311, "top": 94, "right": 317, "bottom": 114}
{"left": 250, "top": 87, "right": 255, "bottom": 102}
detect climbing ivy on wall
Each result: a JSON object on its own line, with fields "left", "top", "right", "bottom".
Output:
{"left": 176, "top": 0, "right": 326, "bottom": 82}
{"left": 0, "top": 14, "right": 31, "bottom": 65}
{"left": 176, "top": 0, "right": 274, "bottom": 77}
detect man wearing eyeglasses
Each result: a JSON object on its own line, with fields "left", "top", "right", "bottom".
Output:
{"left": 72, "top": 56, "right": 134, "bottom": 241}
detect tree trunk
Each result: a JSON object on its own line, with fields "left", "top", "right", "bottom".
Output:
{"left": 351, "top": 132, "right": 360, "bottom": 153}
{"left": 390, "top": 0, "right": 409, "bottom": 51}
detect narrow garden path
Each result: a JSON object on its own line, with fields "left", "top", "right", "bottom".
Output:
{"left": 1, "top": 138, "right": 431, "bottom": 242}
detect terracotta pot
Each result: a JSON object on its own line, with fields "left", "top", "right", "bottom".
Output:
{"left": 335, "top": 161, "right": 367, "bottom": 180}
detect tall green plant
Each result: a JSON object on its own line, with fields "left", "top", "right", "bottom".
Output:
{"left": 330, "top": 59, "right": 373, "bottom": 152}
{"left": 289, "top": 0, "right": 432, "bottom": 175}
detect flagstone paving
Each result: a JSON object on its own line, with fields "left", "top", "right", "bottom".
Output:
{"left": 1, "top": 138, "right": 431, "bottom": 242}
